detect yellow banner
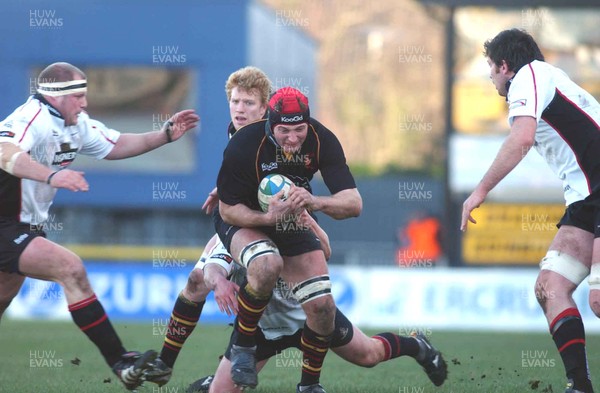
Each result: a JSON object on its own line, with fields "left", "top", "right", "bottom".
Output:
{"left": 462, "top": 203, "right": 565, "bottom": 265}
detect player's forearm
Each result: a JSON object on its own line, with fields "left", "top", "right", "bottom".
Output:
{"left": 0, "top": 144, "right": 53, "bottom": 182}
{"left": 104, "top": 131, "right": 168, "bottom": 160}
{"left": 309, "top": 218, "right": 331, "bottom": 260}
{"left": 312, "top": 188, "right": 362, "bottom": 219}
{"left": 204, "top": 264, "right": 229, "bottom": 291}
{"left": 477, "top": 117, "right": 536, "bottom": 194}
{"left": 219, "top": 201, "right": 275, "bottom": 227}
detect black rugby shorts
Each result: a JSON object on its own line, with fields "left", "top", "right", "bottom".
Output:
{"left": 558, "top": 195, "right": 600, "bottom": 238}
{"left": 213, "top": 210, "right": 322, "bottom": 257}
{"left": 0, "top": 218, "right": 46, "bottom": 273}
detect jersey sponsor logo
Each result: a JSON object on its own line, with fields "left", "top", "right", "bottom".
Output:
{"left": 261, "top": 162, "right": 278, "bottom": 171}
{"left": 280, "top": 115, "right": 304, "bottom": 123}
{"left": 52, "top": 143, "right": 77, "bottom": 166}
{"left": 0, "top": 131, "right": 15, "bottom": 138}
{"left": 14, "top": 233, "right": 29, "bottom": 244}
{"left": 509, "top": 99, "right": 527, "bottom": 110}
{"left": 52, "top": 149, "right": 77, "bottom": 166}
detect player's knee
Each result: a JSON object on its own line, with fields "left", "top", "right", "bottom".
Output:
{"left": 185, "top": 269, "right": 210, "bottom": 300}
{"left": 60, "top": 257, "right": 90, "bottom": 289}
{"left": 246, "top": 254, "right": 282, "bottom": 292}
{"left": 534, "top": 273, "right": 565, "bottom": 309}
{"left": 239, "top": 239, "right": 282, "bottom": 273}
{"left": 534, "top": 275, "right": 551, "bottom": 308}
{"left": 589, "top": 296, "right": 600, "bottom": 318}
{"left": 303, "top": 294, "right": 335, "bottom": 320}
{"left": 536, "top": 251, "right": 585, "bottom": 307}
{"left": 588, "top": 265, "right": 600, "bottom": 317}
{"left": 356, "top": 351, "right": 379, "bottom": 368}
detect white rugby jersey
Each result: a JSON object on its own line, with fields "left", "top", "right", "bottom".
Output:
{"left": 507, "top": 60, "right": 600, "bottom": 205}
{"left": 0, "top": 95, "right": 120, "bottom": 224}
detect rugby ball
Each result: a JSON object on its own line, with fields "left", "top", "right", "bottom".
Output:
{"left": 258, "top": 174, "right": 293, "bottom": 212}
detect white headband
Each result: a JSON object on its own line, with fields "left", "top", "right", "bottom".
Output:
{"left": 37, "top": 79, "right": 87, "bottom": 97}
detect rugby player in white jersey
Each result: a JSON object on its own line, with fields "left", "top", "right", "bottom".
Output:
{"left": 461, "top": 29, "right": 600, "bottom": 393}
{"left": 0, "top": 62, "right": 199, "bottom": 391}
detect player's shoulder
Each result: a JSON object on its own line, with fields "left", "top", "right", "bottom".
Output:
{"left": 308, "top": 117, "right": 338, "bottom": 143}
{"left": 9, "top": 96, "right": 47, "bottom": 122}
{"left": 514, "top": 60, "right": 555, "bottom": 83}
{"left": 1, "top": 98, "right": 55, "bottom": 137}
{"left": 229, "top": 119, "right": 266, "bottom": 144}
{"left": 78, "top": 112, "right": 109, "bottom": 130}
{"left": 308, "top": 117, "right": 327, "bottom": 131}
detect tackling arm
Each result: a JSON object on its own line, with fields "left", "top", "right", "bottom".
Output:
{"left": 299, "top": 210, "right": 331, "bottom": 261}
{"left": 204, "top": 263, "right": 239, "bottom": 316}
{"left": 460, "top": 116, "right": 537, "bottom": 231}
{"left": 104, "top": 109, "right": 199, "bottom": 160}
{"left": 0, "top": 142, "right": 43, "bottom": 179}
{"left": 0, "top": 142, "right": 88, "bottom": 192}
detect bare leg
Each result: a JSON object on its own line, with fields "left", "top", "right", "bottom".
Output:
{"left": 535, "top": 225, "right": 593, "bottom": 392}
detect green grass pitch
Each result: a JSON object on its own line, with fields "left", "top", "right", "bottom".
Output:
{"left": 1, "top": 320, "right": 599, "bottom": 393}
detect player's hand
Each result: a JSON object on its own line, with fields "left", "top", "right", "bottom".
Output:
{"left": 48, "top": 169, "right": 89, "bottom": 192}
{"left": 202, "top": 187, "right": 219, "bottom": 214}
{"left": 213, "top": 280, "right": 240, "bottom": 316}
{"left": 287, "top": 184, "right": 317, "bottom": 212}
{"left": 461, "top": 189, "right": 487, "bottom": 232}
{"left": 267, "top": 188, "right": 297, "bottom": 218}
{"left": 298, "top": 210, "right": 332, "bottom": 260}
{"left": 165, "top": 109, "right": 200, "bottom": 142}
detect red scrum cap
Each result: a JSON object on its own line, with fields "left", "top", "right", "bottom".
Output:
{"left": 268, "top": 87, "right": 310, "bottom": 130}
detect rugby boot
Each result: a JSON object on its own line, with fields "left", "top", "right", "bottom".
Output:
{"left": 565, "top": 378, "right": 594, "bottom": 393}
{"left": 186, "top": 375, "right": 214, "bottom": 393}
{"left": 296, "top": 383, "right": 327, "bottom": 393}
{"left": 413, "top": 332, "right": 448, "bottom": 386}
{"left": 112, "top": 350, "right": 157, "bottom": 391}
{"left": 230, "top": 344, "right": 258, "bottom": 389}
{"left": 144, "top": 356, "right": 172, "bottom": 387}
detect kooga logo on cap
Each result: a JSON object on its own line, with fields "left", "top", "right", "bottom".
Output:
{"left": 281, "top": 115, "right": 304, "bottom": 123}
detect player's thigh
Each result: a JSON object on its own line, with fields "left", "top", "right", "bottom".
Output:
{"left": 230, "top": 228, "right": 276, "bottom": 262}
{"left": 536, "top": 225, "right": 592, "bottom": 300}
{"left": 18, "top": 237, "right": 84, "bottom": 282}
{"left": 0, "top": 272, "right": 26, "bottom": 302}
{"left": 280, "top": 250, "right": 328, "bottom": 284}
{"left": 548, "top": 224, "right": 593, "bottom": 265}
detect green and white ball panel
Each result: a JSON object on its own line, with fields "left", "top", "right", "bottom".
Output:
{"left": 258, "top": 174, "right": 293, "bottom": 212}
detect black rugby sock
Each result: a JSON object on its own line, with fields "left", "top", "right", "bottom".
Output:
{"left": 160, "top": 292, "right": 204, "bottom": 368}
{"left": 373, "top": 332, "right": 420, "bottom": 360}
{"left": 300, "top": 323, "right": 332, "bottom": 386}
{"left": 69, "top": 294, "right": 125, "bottom": 367}
{"left": 234, "top": 283, "right": 271, "bottom": 347}
{"left": 550, "top": 308, "right": 593, "bottom": 392}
